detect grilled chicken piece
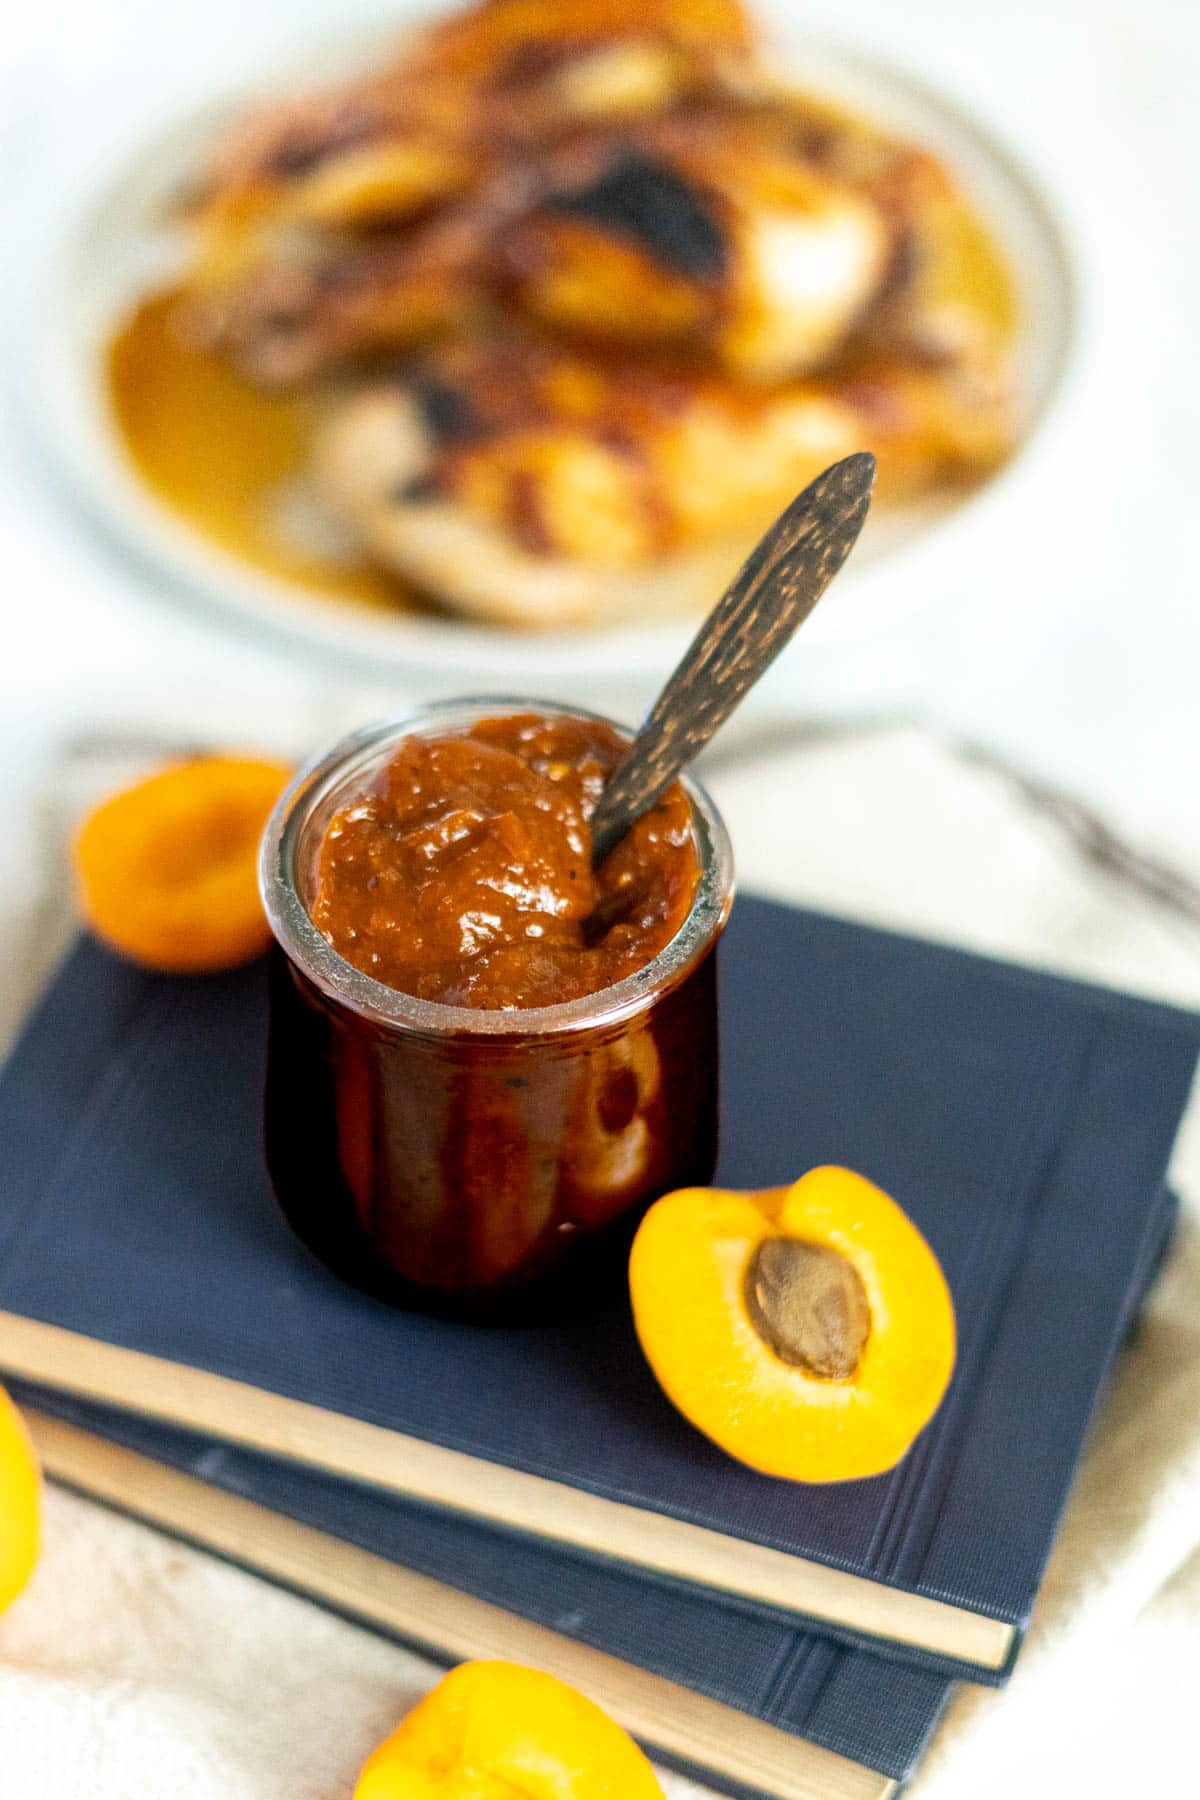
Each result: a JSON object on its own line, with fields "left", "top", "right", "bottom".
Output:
{"left": 187, "top": 105, "right": 894, "bottom": 388}
{"left": 315, "top": 334, "right": 1013, "bottom": 628}
{"left": 191, "top": 0, "right": 752, "bottom": 220}
{"left": 738, "top": 97, "right": 1019, "bottom": 369}
{"left": 190, "top": 129, "right": 891, "bottom": 387}
{"left": 499, "top": 115, "right": 891, "bottom": 380}
{"left": 182, "top": 200, "right": 505, "bottom": 387}
{"left": 184, "top": 2, "right": 1003, "bottom": 393}
{"left": 183, "top": 0, "right": 756, "bottom": 379}
{"left": 195, "top": 90, "right": 472, "bottom": 227}
{"left": 402, "top": 0, "right": 753, "bottom": 135}
{"left": 174, "top": 0, "right": 1018, "bottom": 616}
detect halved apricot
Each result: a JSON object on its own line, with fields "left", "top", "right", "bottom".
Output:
{"left": 0, "top": 1384, "right": 40, "bottom": 1614}
{"left": 74, "top": 755, "right": 292, "bottom": 973}
{"left": 629, "top": 1167, "right": 956, "bottom": 1482}
{"left": 355, "top": 1659, "right": 665, "bottom": 1800}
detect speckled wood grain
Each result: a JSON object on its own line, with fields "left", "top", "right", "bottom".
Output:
{"left": 590, "top": 453, "right": 876, "bottom": 867}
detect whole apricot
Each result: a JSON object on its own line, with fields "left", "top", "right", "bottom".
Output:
{"left": 0, "top": 1384, "right": 40, "bottom": 1614}
{"left": 354, "top": 1659, "right": 664, "bottom": 1799}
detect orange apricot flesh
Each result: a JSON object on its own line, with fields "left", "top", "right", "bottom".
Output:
{"left": 354, "top": 1659, "right": 665, "bottom": 1799}
{"left": 629, "top": 1167, "right": 956, "bottom": 1482}
{"left": 74, "top": 755, "right": 292, "bottom": 973}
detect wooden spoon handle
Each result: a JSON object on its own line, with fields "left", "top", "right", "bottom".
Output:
{"left": 589, "top": 453, "right": 876, "bottom": 866}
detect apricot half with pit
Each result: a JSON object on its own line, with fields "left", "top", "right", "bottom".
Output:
{"left": 629, "top": 1167, "right": 956, "bottom": 1482}
{"left": 354, "top": 1659, "right": 664, "bottom": 1800}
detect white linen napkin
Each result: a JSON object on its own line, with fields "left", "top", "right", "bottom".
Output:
{"left": 0, "top": 704, "right": 1196, "bottom": 1799}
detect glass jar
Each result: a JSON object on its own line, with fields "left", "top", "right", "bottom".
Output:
{"left": 259, "top": 698, "right": 734, "bottom": 1322}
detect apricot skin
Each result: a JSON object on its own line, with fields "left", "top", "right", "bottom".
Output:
{"left": 0, "top": 1384, "right": 40, "bottom": 1615}
{"left": 74, "top": 755, "right": 292, "bottom": 974}
{"left": 629, "top": 1167, "right": 957, "bottom": 1483}
{"left": 354, "top": 1660, "right": 664, "bottom": 1800}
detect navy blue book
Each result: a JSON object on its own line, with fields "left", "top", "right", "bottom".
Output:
{"left": 11, "top": 1184, "right": 1176, "bottom": 1800}
{"left": 0, "top": 897, "right": 1195, "bottom": 1684}
{"left": 20, "top": 1396, "right": 950, "bottom": 1800}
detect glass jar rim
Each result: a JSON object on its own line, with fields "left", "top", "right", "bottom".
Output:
{"left": 259, "top": 696, "right": 735, "bottom": 1039}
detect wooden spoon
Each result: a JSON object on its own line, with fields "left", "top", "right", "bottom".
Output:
{"left": 588, "top": 452, "right": 876, "bottom": 870}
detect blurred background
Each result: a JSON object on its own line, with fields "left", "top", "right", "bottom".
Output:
{"left": 1, "top": 0, "right": 1196, "bottom": 942}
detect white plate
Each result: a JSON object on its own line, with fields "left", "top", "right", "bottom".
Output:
{"left": 29, "top": 26, "right": 1077, "bottom": 692}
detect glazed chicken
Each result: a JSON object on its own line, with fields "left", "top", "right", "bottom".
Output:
{"left": 185, "top": 0, "right": 755, "bottom": 379}
{"left": 198, "top": 0, "right": 751, "bottom": 207}
{"left": 316, "top": 333, "right": 1012, "bottom": 627}
{"left": 495, "top": 113, "right": 892, "bottom": 380}
{"left": 168, "top": 0, "right": 1019, "bottom": 627}
{"left": 182, "top": 0, "right": 912, "bottom": 388}
{"left": 189, "top": 116, "right": 894, "bottom": 388}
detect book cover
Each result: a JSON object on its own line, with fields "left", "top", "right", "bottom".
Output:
{"left": 0, "top": 899, "right": 1194, "bottom": 1679}
{"left": 23, "top": 1399, "right": 949, "bottom": 1800}
{"left": 15, "top": 1184, "right": 1177, "bottom": 1800}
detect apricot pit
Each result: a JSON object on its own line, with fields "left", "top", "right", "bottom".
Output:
{"left": 630, "top": 1167, "right": 956, "bottom": 1482}
{"left": 745, "top": 1237, "right": 871, "bottom": 1379}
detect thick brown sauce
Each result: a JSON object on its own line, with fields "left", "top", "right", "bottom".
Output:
{"left": 311, "top": 713, "right": 700, "bottom": 1008}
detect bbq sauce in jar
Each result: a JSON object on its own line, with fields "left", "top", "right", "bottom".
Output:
{"left": 260, "top": 703, "right": 732, "bottom": 1322}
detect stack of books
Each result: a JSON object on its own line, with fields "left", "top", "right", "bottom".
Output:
{"left": 0, "top": 896, "right": 1195, "bottom": 1797}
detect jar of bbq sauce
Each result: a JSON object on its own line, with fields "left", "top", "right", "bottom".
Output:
{"left": 259, "top": 699, "right": 734, "bottom": 1323}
